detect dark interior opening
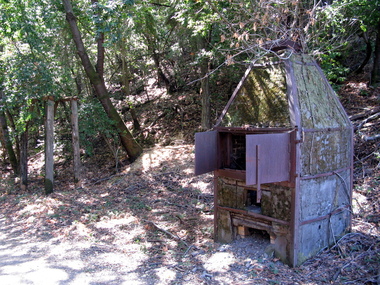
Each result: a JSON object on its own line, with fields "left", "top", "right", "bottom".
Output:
{"left": 236, "top": 225, "right": 271, "bottom": 244}
{"left": 246, "top": 189, "right": 261, "bottom": 214}
{"left": 248, "top": 228, "right": 271, "bottom": 240}
{"left": 220, "top": 133, "right": 246, "bottom": 170}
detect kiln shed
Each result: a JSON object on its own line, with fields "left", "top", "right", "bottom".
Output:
{"left": 195, "top": 53, "right": 353, "bottom": 267}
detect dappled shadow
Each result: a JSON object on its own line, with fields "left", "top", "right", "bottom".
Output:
{"left": 0, "top": 145, "right": 217, "bottom": 283}
{"left": 1, "top": 143, "right": 379, "bottom": 284}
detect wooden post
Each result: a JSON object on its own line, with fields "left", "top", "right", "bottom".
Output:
{"left": 237, "top": 226, "right": 250, "bottom": 237}
{"left": 71, "top": 98, "right": 81, "bottom": 184}
{"left": 45, "top": 98, "right": 54, "bottom": 194}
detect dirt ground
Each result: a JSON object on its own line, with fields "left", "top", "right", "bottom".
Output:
{"left": 0, "top": 75, "right": 379, "bottom": 284}
{"left": 0, "top": 142, "right": 379, "bottom": 284}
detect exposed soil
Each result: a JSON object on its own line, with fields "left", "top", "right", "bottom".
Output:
{"left": 0, "top": 74, "right": 379, "bottom": 284}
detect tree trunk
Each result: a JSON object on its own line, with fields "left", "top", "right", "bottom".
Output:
{"left": 19, "top": 100, "right": 37, "bottom": 191}
{"left": 5, "top": 110, "right": 20, "bottom": 163}
{"left": 71, "top": 98, "right": 81, "bottom": 184}
{"left": 62, "top": 0, "right": 143, "bottom": 161}
{"left": 0, "top": 125, "right": 7, "bottom": 162}
{"left": 130, "top": 108, "right": 141, "bottom": 131}
{"left": 355, "top": 32, "right": 372, "bottom": 74}
{"left": 45, "top": 98, "right": 54, "bottom": 195}
{"left": 198, "top": 35, "right": 212, "bottom": 130}
{"left": 200, "top": 63, "right": 211, "bottom": 130}
{"left": 121, "top": 56, "right": 132, "bottom": 97}
{"left": 370, "top": 18, "right": 380, "bottom": 85}
{"left": 19, "top": 129, "right": 28, "bottom": 191}
{"left": 152, "top": 50, "right": 171, "bottom": 92}
{"left": 0, "top": 91, "right": 19, "bottom": 176}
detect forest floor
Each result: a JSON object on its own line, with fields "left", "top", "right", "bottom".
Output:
{"left": 0, "top": 74, "right": 380, "bottom": 284}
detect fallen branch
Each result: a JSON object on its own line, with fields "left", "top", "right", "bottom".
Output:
{"left": 350, "top": 107, "right": 380, "bottom": 121}
{"left": 354, "top": 111, "right": 380, "bottom": 142}
{"left": 183, "top": 244, "right": 195, "bottom": 256}
{"left": 354, "top": 152, "right": 377, "bottom": 164}
{"left": 144, "top": 220, "right": 188, "bottom": 246}
{"left": 331, "top": 242, "right": 373, "bottom": 282}
{"left": 90, "top": 174, "right": 117, "bottom": 185}
{"left": 363, "top": 133, "right": 380, "bottom": 141}
{"left": 356, "top": 112, "right": 380, "bottom": 131}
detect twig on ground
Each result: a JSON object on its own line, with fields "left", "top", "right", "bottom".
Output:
{"left": 350, "top": 107, "right": 380, "bottom": 121}
{"left": 183, "top": 244, "right": 194, "bottom": 256}
{"left": 93, "top": 176, "right": 113, "bottom": 185}
{"left": 363, "top": 133, "right": 380, "bottom": 141}
{"left": 88, "top": 174, "right": 121, "bottom": 185}
{"left": 332, "top": 246, "right": 372, "bottom": 282}
{"left": 167, "top": 202, "right": 187, "bottom": 208}
{"left": 355, "top": 111, "right": 380, "bottom": 142}
{"left": 355, "top": 112, "right": 380, "bottom": 130}
{"left": 354, "top": 152, "right": 377, "bottom": 164}
{"left": 144, "top": 220, "right": 188, "bottom": 247}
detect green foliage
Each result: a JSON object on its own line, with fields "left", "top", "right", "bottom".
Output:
{"left": 0, "top": 0, "right": 75, "bottom": 141}
{"left": 85, "top": 0, "right": 135, "bottom": 45}
{"left": 339, "top": 0, "right": 380, "bottom": 32}
{"left": 78, "top": 98, "right": 119, "bottom": 156}
{"left": 319, "top": 51, "right": 350, "bottom": 83}
{"left": 1, "top": 0, "right": 378, "bottom": 167}
{"left": 4, "top": 53, "right": 56, "bottom": 100}
{"left": 310, "top": 0, "right": 380, "bottom": 81}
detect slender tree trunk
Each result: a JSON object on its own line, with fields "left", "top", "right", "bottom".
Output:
{"left": 152, "top": 51, "right": 170, "bottom": 91}
{"left": 119, "top": 56, "right": 140, "bottom": 131}
{"left": 19, "top": 129, "right": 28, "bottom": 191}
{"left": 0, "top": 116, "right": 19, "bottom": 174}
{"left": 118, "top": 48, "right": 133, "bottom": 98}
{"left": 0, "top": 90, "right": 19, "bottom": 176}
{"left": 355, "top": 32, "right": 372, "bottom": 74}
{"left": 198, "top": 36, "right": 211, "bottom": 130}
{"left": 0, "top": 126, "right": 7, "bottom": 162}
{"left": 71, "top": 98, "right": 81, "bottom": 184}
{"left": 200, "top": 63, "right": 211, "bottom": 130}
{"left": 62, "top": 0, "right": 142, "bottom": 161}
{"left": 371, "top": 19, "right": 380, "bottom": 85}
{"left": 121, "top": 57, "right": 132, "bottom": 97}
{"left": 19, "top": 100, "right": 37, "bottom": 191}
{"left": 5, "top": 110, "right": 20, "bottom": 163}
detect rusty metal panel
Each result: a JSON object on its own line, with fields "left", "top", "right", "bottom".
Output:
{"left": 195, "top": 130, "right": 218, "bottom": 175}
{"left": 246, "top": 133, "right": 290, "bottom": 186}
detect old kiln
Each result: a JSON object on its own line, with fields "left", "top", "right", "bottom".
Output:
{"left": 195, "top": 53, "right": 353, "bottom": 266}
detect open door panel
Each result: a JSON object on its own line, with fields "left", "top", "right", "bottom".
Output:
{"left": 195, "top": 130, "right": 218, "bottom": 175}
{"left": 246, "top": 133, "right": 290, "bottom": 186}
